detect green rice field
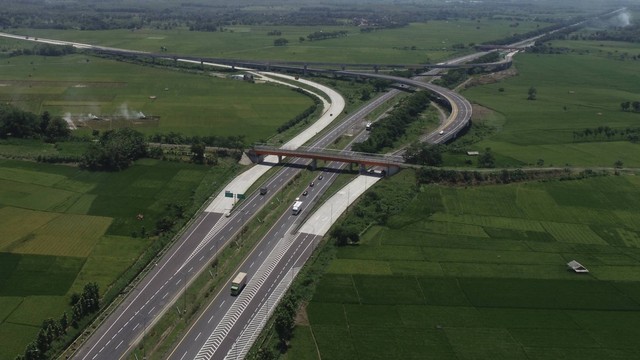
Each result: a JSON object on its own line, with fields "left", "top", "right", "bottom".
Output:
{"left": 0, "top": 53, "right": 312, "bottom": 142}
{"left": 289, "top": 173, "right": 640, "bottom": 360}
{"left": 9, "top": 19, "right": 545, "bottom": 64}
{"left": 461, "top": 44, "right": 640, "bottom": 168}
{"left": 0, "top": 158, "right": 235, "bottom": 359}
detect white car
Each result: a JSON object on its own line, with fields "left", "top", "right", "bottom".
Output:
{"left": 439, "top": 130, "right": 444, "bottom": 135}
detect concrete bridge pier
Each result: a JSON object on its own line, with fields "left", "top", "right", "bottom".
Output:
{"left": 245, "top": 151, "right": 265, "bottom": 164}
{"left": 200, "top": 59, "right": 205, "bottom": 70}
{"left": 359, "top": 164, "right": 367, "bottom": 174}
{"left": 303, "top": 64, "right": 308, "bottom": 76}
{"left": 374, "top": 65, "right": 379, "bottom": 74}
{"left": 278, "top": 155, "right": 283, "bottom": 164}
{"left": 310, "top": 159, "right": 317, "bottom": 170}
{"left": 386, "top": 165, "right": 401, "bottom": 176}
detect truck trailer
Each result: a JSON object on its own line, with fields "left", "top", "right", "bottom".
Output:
{"left": 230, "top": 272, "right": 247, "bottom": 296}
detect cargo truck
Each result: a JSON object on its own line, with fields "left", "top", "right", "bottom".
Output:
{"left": 230, "top": 272, "right": 247, "bottom": 296}
{"left": 292, "top": 200, "right": 303, "bottom": 215}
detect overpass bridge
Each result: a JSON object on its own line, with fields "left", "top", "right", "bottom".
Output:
{"left": 248, "top": 145, "right": 406, "bottom": 175}
{"left": 90, "top": 48, "right": 513, "bottom": 74}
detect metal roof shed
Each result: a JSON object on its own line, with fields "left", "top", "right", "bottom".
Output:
{"left": 567, "top": 260, "right": 589, "bottom": 273}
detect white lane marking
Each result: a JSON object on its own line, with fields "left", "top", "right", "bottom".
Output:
{"left": 220, "top": 300, "right": 226, "bottom": 308}
{"left": 188, "top": 266, "right": 193, "bottom": 272}
{"left": 199, "top": 255, "right": 204, "bottom": 261}
{"left": 250, "top": 261, "right": 254, "bottom": 268}
{"left": 77, "top": 212, "right": 217, "bottom": 360}
{"left": 258, "top": 251, "right": 263, "bottom": 257}
{"left": 208, "top": 314, "right": 215, "bottom": 324}
{"left": 115, "top": 340, "right": 123, "bottom": 350}
{"left": 163, "top": 292, "right": 169, "bottom": 300}
{"left": 179, "top": 351, "right": 188, "bottom": 360}
{"left": 148, "top": 306, "right": 156, "bottom": 315}
{"left": 133, "top": 323, "right": 139, "bottom": 330}
{"left": 195, "top": 332, "right": 202, "bottom": 341}
{"left": 176, "top": 278, "right": 182, "bottom": 285}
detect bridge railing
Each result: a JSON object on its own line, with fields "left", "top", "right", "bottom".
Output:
{"left": 253, "top": 144, "right": 405, "bottom": 164}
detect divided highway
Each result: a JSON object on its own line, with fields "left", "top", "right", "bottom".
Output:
{"left": 5, "top": 32, "right": 473, "bottom": 360}
{"left": 73, "top": 90, "right": 403, "bottom": 360}
{"left": 167, "top": 76, "right": 473, "bottom": 358}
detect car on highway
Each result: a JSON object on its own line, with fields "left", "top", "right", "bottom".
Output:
{"left": 309, "top": 182, "right": 314, "bottom": 187}
{"left": 318, "top": 175, "right": 323, "bottom": 180}
{"left": 302, "top": 190, "right": 308, "bottom": 196}
{"left": 439, "top": 130, "right": 445, "bottom": 135}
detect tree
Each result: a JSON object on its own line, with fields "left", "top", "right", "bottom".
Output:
{"left": 44, "top": 116, "right": 70, "bottom": 142}
{"left": 404, "top": 143, "right": 443, "bottom": 166}
{"left": 82, "top": 282, "right": 100, "bottom": 313}
{"left": 633, "top": 101, "right": 640, "bottom": 112}
{"left": 273, "top": 38, "right": 288, "bottom": 46}
{"left": 331, "top": 225, "right": 360, "bottom": 246}
{"left": 527, "top": 86, "right": 537, "bottom": 100}
{"left": 477, "top": 148, "right": 495, "bottom": 168}
{"left": 274, "top": 307, "right": 294, "bottom": 344}
{"left": 59, "top": 312, "right": 68, "bottom": 334}
{"left": 80, "top": 128, "right": 147, "bottom": 171}
{"left": 360, "top": 87, "right": 371, "bottom": 101}
{"left": 621, "top": 101, "right": 631, "bottom": 111}
{"left": 615, "top": 160, "right": 624, "bottom": 168}
{"left": 256, "top": 347, "right": 276, "bottom": 360}
{"left": 191, "top": 142, "right": 205, "bottom": 164}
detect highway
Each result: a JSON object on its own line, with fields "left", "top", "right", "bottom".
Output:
{"left": 68, "top": 52, "right": 471, "bottom": 360}
{"left": 0, "top": 11, "right": 625, "bottom": 358}
{"left": 72, "top": 88, "right": 400, "bottom": 360}
{"left": 166, "top": 65, "right": 476, "bottom": 358}
{"left": 1, "top": 29, "right": 474, "bottom": 360}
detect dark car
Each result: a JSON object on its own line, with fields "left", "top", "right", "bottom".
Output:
{"left": 318, "top": 175, "right": 323, "bottom": 180}
{"left": 302, "top": 190, "right": 308, "bottom": 196}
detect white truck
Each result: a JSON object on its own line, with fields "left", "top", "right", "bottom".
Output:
{"left": 292, "top": 200, "right": 303, "bottom": 215}
{"left": 230, "top": 272, "right": 247, "bottom": 296}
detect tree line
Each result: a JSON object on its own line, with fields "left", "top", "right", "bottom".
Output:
{"left": 277, "top": 88, "right": 322, "bottom": 133}
{"left": 15, "top": 283, "right": 100, "bottom": 360}
{"left": 306, "top": 30, "right": 348, "bottom": 42}
{"left": 352, "top": 90, "right": 431, "bottom": 153}
{"left": 0, "top": 105, "right": 70, "bottom": 142}
{"left": 579, "top": 24, "right": 640, "bottom": 44}
{"left": 573, "top": 126, "right": 640, "bottom": 143}
{"left": 620, "top": 101, "right": 640, "bottom": 113}
{"left": 4, "top": 43, "right": 76, "bottom": 58}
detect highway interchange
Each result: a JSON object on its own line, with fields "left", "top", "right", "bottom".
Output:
{"left": 0, "top": 31, "right": 473, "bottom": 360}
{"left": 73, "top": 84, "right": 417, "bottom": 359}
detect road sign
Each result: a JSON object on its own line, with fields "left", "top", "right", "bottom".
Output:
{"left": 237, "top": 193, "right": 245, "bottom": 200}
{"left": 225, "top": 191, "right": 233, "bottom": 198}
